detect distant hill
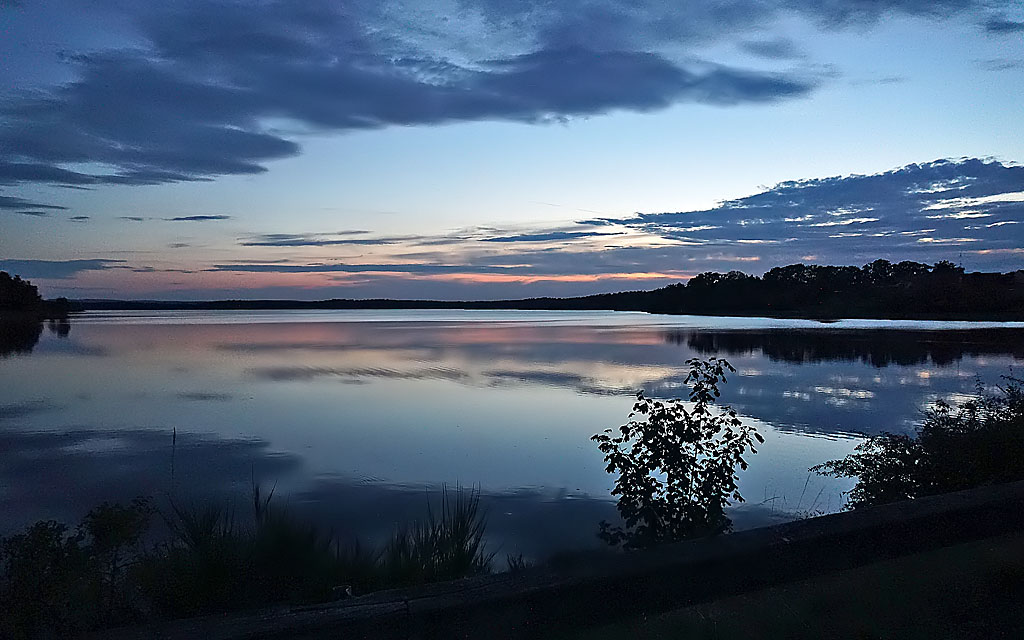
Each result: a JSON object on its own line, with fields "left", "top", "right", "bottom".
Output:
{"left": 73, "top": 260, "right": 1024, "bottom": 321}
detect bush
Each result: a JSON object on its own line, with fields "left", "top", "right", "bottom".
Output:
{"left": 813, "top": 376, "right": 1024, "bottom": 508}
{"left": 593, "top": 357, "right": 763, "bottom": 548}
{"left": 0, "top": 485, "right": 494, "bottom": 636}
{"left": 0, "top": 498, "right": 153, "bottom": 638}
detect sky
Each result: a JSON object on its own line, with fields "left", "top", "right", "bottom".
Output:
{"left": 1, "top": 0, "right": 1023, "bottom": 300}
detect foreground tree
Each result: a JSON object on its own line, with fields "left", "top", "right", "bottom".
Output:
{"left": 814, "top": 376, "right": 1024, "bottom": 508}
{"left": 593, "top": 358, "right": 763, "bottom": 548}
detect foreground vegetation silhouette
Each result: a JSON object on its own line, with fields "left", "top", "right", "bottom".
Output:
{"left": 593, "top": 358, "right": 763, "bottom": 548}
{"left": 0, "top": 485, "right": 492, "bottom": 638}
{"left": 814, "top": 376, "right": 1024, "bottom": 508}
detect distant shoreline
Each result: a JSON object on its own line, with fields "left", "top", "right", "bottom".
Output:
{"left": 14, "top": 260, "right": 1024, "bottom": 322}
{"left": 69, "top": 298, "right": 1024, "bottom": 322}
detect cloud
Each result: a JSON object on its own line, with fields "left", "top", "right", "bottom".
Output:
{"left": 983, "top": 14, "right": 1024, "bottom": 33}
{"left": 3, "top": 0, "right": 1013, "bottom": 194}
{"left": 208, "top": 262, "right": 538, "bottom": 275}
{"left": 238, "top": 233, "right": 408, "bottom": 247}
{"left": 23, "top": 0, "right": 1004, "bottom": 190}
{"left": 0, "top": 258, "right": 126, "bottom": 279}
{"left": 739, "top": 38, "right": 804, "bottom": 60}
{"left": 978, "top": 58, "right": 1024, "bottom": 71}
{"left": 0, "top": 194, "right": 66, "bottom": 210}
{"left": 166, "top": 215, "right": 231, "bottom": 221}
{"left": 609, "top": 158, "right": 1024, "bottom": 268}
{"left": 482, "top": 230, "right": 625, "bottom": 242}
{"left": 69, "top": 215, "right": 90, "bottom": 221}
{"left": 209, "top": 158, "right": 1023, "bottom": 285}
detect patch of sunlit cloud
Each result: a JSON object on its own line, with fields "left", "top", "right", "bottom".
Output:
{"left": 826, "top": 207, "right": 874, "bottom": 217}
{"left": 970, "top": 247, "right": 1024, "bottom": 255}
{"left": 922, "top": 191, "right": 1024, "bottom": 210}
{"left": 924, "top": 210, "right": 991, "bottom": 219}
{"left": 916, "top": 237, "right": 981, "bottom": 244}
{"left": 806, "top": 217, "right": 880, "bottom": 227}
{"left": 904, "top": 177, "right": 976, "bottom": 195}
{"left": 685, "top": 254, "right": 760, "bottom": 263}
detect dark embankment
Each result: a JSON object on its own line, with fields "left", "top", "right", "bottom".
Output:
{"left": 77, "top": 260, "right": 1024, "bottom": 320}
{"left": 102, "top": 480, "right": 1024, "bottom": 640}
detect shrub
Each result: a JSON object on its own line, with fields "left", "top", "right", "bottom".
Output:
{"left": 593, "top": 357, "right": 763, "bottom": 549}
{"left": 384, "top": 485, "right": 493, "bottom": 585}
{"left": 813, "top": 376, "right": 1024, "bottom": 508}
{"left": 0, "top": 498, "right": 153, "bottom": 638}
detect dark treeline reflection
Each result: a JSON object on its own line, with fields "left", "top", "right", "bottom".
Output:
{"left": 672, "top": 328, "right": 1024, "bottom": 367}
{"left": 0, "top": 318, "right": 70, "bottom": 357}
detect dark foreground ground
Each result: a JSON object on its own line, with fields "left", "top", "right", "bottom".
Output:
{"left": 102, "top": 481, "right": 1024, "bottom": 640}
{"left": 583, "top": 532, "right": 1024, "bottom": 640}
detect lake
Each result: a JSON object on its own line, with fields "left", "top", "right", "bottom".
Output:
{"left": 2, "top": 310, "right": 1023, "bottom": 558}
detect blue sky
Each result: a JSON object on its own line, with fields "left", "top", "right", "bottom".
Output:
{"left": 1, "top": 0, "right": 1022, "bottom": 299}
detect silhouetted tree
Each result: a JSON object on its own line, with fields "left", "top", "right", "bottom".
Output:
{"left": 593, "top": 358, "right": 763, "bottom": 548}
{"left": 0, "top": 272, "right": 42, "bottom": 311}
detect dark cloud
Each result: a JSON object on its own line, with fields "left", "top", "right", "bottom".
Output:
{"left": 482, "top": 230, "right": 625, "bottom": 242}
{"left": 739, "top": 38, "right": 804, "bottom": 60}
{"left": 118, "top": 216, "right": 146, "bottom": 221}
{"left": 3, "top": 0, "right": 1013, "bottom": 194}
{"left": 611, "top": 158, "right": 1024, "bottom": 269}
{"left": 0, "top": 0, "right": 878, "bottom": 190}
{"left": 208, "top": 262, "right": 538, "bottom": 275}
{"left": 983, "top": 14, "right": 1024, "bottom": 33}
{"left": 978, "top": 58, "right": 1024, "bottom": 71}
{"left": 0, "top": 258, "right": 126, "bottom": 279}
{"left": 177, "top": 391, "right": 234, "bottom": 401}
{"left": 166, "top": 215, "right": 231, "bottom": 221}
{"left": 69, "top": 215, "right": 90, "bottom": 221}
{"left": 575, "top": 218, "right": 619, "bottom": 226}
{"left": 468, "top": 0, "right": 990, "bottom": 50}
{"left": 0, "top": 194, "right": 66, "bottom": 210}
{"left": 239, "top": 232, "right": 408, "bottom": 247}
{"left": 0, "top": 401, "right": 57, "bottom": 422}
{"left": 13, "top": 210, "right": 50, "bottom": 217}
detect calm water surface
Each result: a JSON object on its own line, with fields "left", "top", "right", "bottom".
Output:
{"left": 3, "top": 310, "right": 1023, "bottom": 557}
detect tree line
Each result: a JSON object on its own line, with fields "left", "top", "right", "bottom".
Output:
{"left": 574, "top": 260, "right": 1024, "bottom": 318}
{"left": 72, "top": 260, "right": 1024, "bottom": 320}
{"left": 0, "top": 271, "right": 73, "bottom": 319}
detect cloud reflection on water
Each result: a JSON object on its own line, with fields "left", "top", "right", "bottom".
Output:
{"left": 1, "top": 312, "right": 1021, "bottom": 554}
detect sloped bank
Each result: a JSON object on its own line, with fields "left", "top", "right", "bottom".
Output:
{"left": 103, "top": 479, "right": 1024, "bottom": 639}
